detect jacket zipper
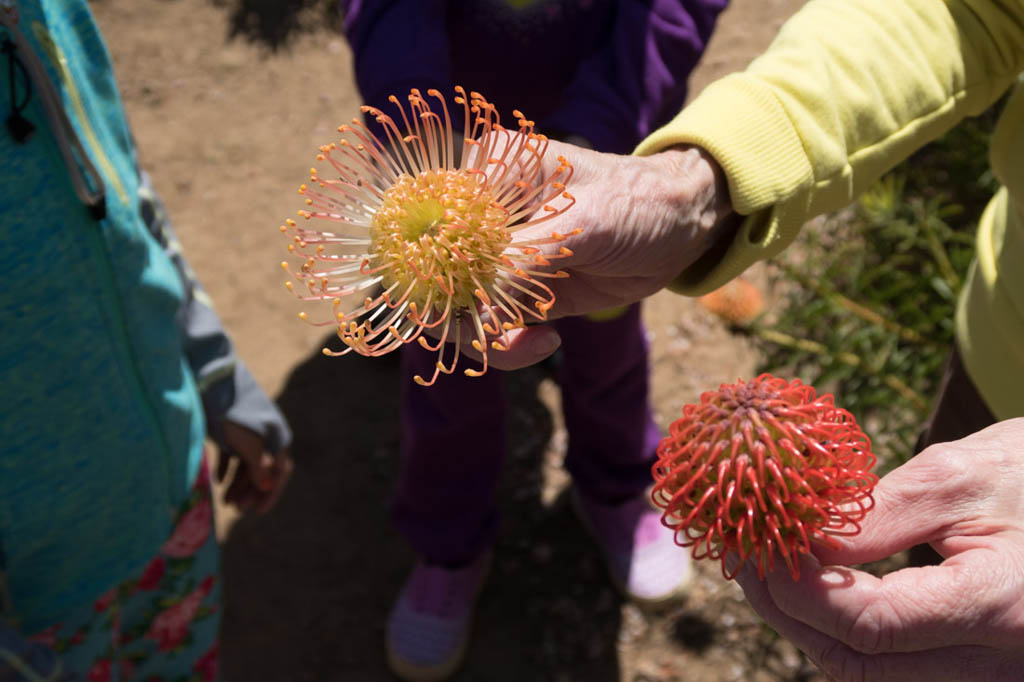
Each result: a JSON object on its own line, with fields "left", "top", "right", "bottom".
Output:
{"left": 1, "top": 0, "right": 106, "bottom": 218}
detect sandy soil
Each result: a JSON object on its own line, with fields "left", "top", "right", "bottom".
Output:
{"left": 92, "top": 1, "right": 820, "bottom": 680}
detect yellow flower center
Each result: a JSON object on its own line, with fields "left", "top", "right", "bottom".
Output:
{"left": 398, "top": 197, "right": 446, "bottom": 241}
{"left": 370, "top": 169, "right": 511, "bottom": 311}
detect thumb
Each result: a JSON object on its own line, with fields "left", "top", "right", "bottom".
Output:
{"left": 483, "top": 325, "right": 562, "bottom": 371}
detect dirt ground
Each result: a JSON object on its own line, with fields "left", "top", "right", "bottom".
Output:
{"left": 92, "top": 1, "right": 821, "bottom": 680}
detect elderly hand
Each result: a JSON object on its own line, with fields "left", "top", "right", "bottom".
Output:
{"left": 469, "top": 140, "right": 736, "bottom": 370}
{"left": 732, "top": 418, "right": 1024, "bottom": 682}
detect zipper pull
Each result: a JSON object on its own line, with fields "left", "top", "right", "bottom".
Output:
{"left": 2, "top": 0, "right": 107, "bottom": 217}
{"left": 3, "top": 35, "right": 35, "bottom": 142}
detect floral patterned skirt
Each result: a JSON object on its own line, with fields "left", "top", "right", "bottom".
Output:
{"left": 28, "top": 463, "right": 220, "bottom": 682}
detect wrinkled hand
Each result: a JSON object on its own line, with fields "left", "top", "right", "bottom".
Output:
{"left": 216, "top": 420, "right": 293, "bottom": 514}
{"left": 482, "top": 140, "right": 735, "bottom": 370}
{"left": 732, "top": 418, "right": 1024, "bottom": 682}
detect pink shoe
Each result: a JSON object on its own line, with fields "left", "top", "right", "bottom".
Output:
{"left": 386, "top": 552, "right": 491, "bottom": 682}
{"left": 573, "top": 488, "right": 692, "bottom": 606}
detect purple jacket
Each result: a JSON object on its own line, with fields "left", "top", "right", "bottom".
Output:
{"left": 340, "top": 0, "right": 728, "bottom": 154}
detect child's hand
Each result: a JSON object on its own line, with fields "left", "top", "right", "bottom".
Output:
{"left": 216, "top": 420, "right": 293, "bottom": 514}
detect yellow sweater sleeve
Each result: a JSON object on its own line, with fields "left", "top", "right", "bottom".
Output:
{"left": 636, "top": 0, "right": 1024, "bottom": 295}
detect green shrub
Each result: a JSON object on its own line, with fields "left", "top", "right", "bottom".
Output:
{"left": 754, "top": 104, "right": 1003, "bottom": 469}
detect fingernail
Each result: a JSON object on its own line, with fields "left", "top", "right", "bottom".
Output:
{"left": 724, "top": 551, "right": 742, "bottom": 576}
{"left": 530, "top": 328, "right": 561, "bottom": 358}
{"left": 256, "top": 458, "right": 275, "bottom": 491}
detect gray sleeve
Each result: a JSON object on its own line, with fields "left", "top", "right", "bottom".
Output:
{"left": 137, "top": 173, "right": 293, "bottom": 453}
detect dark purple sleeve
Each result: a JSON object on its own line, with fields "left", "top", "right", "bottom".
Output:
{"left": 339, "top": 0, "right": 453, "bottom": 115}
{"left": 541, "top": 0, "right": 729, "bottom": 154}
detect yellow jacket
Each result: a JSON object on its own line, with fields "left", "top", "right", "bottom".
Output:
{"left": 637, "top": 0, "right": 1024, "bottom": 420}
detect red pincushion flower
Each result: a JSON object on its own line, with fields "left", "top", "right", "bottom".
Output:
{"left": 651, "top": 374, "right": 877, "bottom": 581}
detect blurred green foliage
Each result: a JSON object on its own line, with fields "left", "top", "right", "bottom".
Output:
{"left": 754, "top": 104, "right": 1004, "bottom": 469}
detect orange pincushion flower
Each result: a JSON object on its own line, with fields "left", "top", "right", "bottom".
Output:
{"left": 280, "top": 87, "right": 577, "bottom": 386}
{"left": 651, "top": 374, "right": 877, "bottom": 581}
{"left": 698, "top": 276, "right": 764, "bottom": 326}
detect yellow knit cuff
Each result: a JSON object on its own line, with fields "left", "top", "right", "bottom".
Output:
{"left": 633, "top": 75, "right": 816, "bottom": 295}
{"left": 635, "top": 74, "right": 813, "bottom": 216}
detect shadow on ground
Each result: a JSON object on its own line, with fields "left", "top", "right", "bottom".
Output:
{"left": 220, "top": 334, "right": 625, "bottom": 681}
{"left": 210, "top": 0, "right": 340, "bottom": 50}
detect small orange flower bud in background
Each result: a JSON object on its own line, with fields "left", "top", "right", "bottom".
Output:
{"left": 698, "top": 276, "right": 764, "bottom": 326}
{"left": 651, "top": 374, "right": 877, "bottom": 581}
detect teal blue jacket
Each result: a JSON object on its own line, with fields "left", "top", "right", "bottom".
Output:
{"left": 0, "top": 0, "right": 290, "bottom": 648}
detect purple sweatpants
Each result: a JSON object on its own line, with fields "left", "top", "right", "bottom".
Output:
{"left": 391, "top": 302, "right": 662, "bottom": 566}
